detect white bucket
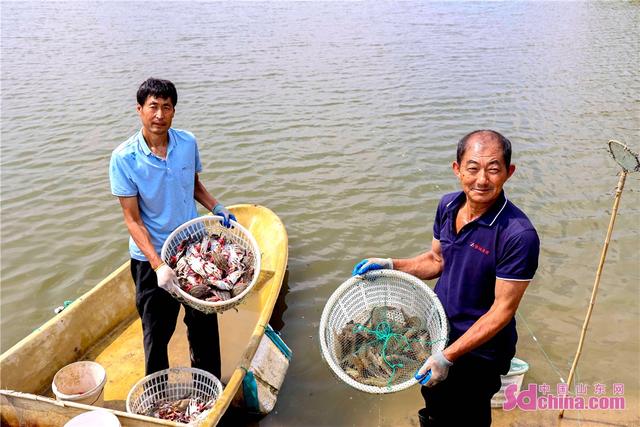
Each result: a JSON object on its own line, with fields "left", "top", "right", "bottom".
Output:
{"left": 52, "top": 361, "right": 107, "bottom": 406}
{"left": 64, "top": 410, "right": 120, "bottom": 427}
{"left": 491, "top": 357, "right": 529, "bottom": 408}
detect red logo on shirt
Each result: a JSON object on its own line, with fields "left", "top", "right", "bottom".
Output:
{"left": 470, "top": 242, "right": 490, "bottom": 255}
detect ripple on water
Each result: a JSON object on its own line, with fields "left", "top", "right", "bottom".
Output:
{"left": 1, "top": 1, "right": 639, "bottom": 424}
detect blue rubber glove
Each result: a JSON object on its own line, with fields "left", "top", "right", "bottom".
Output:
{"left": 414, "top": 369, "right": 432, "bottom": 385}
{"left": 212, "top": 203, "right": 236, "bottom": 228}
{"left": 415, "top": 351, "right": 453, "bottom": 387}
{"left": 352, "top": 258, "right": 393, "bottom": 276}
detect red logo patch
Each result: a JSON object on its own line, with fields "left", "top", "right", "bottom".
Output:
{"left": 470, "top": 242, "right": 490, "bottom": 255}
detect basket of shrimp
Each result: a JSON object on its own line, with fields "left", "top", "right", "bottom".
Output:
{"left": 161, "top": 215, "right": 261, "bottom": 314}
{"left": 319, "top": 270, "right": 449, "bottom": 394}
{"left": 126, "top": 367, "right": 223, "bottom": 424}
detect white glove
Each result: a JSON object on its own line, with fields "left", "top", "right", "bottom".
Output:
{"left": 155, "top": 263, "right": 179, "bottom": 294}
{"left": 415, "top": 351, "right": 453, "bottom": 387}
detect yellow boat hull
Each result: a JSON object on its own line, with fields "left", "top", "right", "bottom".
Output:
{"left": 0, "top": 204, "right": 288, "bottom": 426}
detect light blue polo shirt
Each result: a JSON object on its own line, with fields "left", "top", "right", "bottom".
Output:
{"left": 109, "top": 128, "right": 202, "bottom": 261}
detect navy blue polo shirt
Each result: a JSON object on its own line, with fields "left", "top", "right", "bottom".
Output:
{"left": 433, "top": 191, "right": 540, "bottom": 367}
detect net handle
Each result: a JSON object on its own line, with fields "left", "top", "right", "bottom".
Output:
{"left": 561, "top": 141, "right": 635, "bottom": 417}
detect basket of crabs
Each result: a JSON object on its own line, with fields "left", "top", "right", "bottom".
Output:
{"left": 126, "top": 367, "right": 223, "bottom": 424}
{"left": 161, "top": 215, "right": 261, "bottom": 314}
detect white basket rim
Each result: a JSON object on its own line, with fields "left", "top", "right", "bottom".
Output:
{"left": 160, "top": 215, "right": 261, "bottom": 310}
{"left": 319, "top": 269, "right": 448, "bottom": 394}
{"left": 125, "top": 367, "right": 223, "bottom": 414}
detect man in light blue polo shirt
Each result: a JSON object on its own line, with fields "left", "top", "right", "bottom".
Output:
{"left": 109, "top": 78, "right": 235, "bottom": 378}
{"left": 353, "top": 130, "right": 540, "bottom": 426}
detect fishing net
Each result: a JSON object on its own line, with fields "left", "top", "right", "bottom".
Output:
{"left": 126, "top": 367, "right": 223, "bottom": 424}
{"left": 608, "top": 140, "right": 640, "bottom": 173}
{"left": 319, "top": 270, "right": 448, "bottom": 394}
{"left": 161, "top": 215, "right": 261, "bottom": 314}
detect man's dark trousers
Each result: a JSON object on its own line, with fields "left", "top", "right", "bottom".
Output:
{"left": 131, "top": 259, "right": 221, "bottom": 378}
{"left": 419, "top": 354, "right": 505, "bottom": 427}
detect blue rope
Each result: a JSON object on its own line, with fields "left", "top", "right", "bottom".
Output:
{"left": 352, "top": 321, "right": 445, "bottom": 387}
{"left": 353, "top": 321, "right": 406, "bottom": 386}
{"left": 353, "top": 321, "right": 446, "bottom": 387}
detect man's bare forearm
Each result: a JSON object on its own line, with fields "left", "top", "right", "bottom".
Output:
{"left": 124, "top": 217, "right": 163, "bottom": 269}
{"left": 393, "top": 251, "right": 443, "bottom": 280}
{"left": 442, "top": 303, "right": 514, "bottom": 362}
{"left": 442, "top": 280, "right": 528, "bottom": 362}
{"left": 194, "top": 174, "right": 218, "bottom": 211}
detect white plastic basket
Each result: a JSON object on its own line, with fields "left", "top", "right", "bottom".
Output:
{"left": 160, "top": 215, "right": 261, "bottom": 314}
{"left": 319, "top": 270, "right": 449, "bottom": 394}
{"left": 126, "top": 367, "right": 223, "bottom": 423}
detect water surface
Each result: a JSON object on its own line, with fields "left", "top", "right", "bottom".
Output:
{"left": 1, "top": 2, "right": 638, "bottom": 425}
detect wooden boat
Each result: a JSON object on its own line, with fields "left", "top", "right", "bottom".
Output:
{"left": 0, "top": 204, "right": 288, "bottom": 426}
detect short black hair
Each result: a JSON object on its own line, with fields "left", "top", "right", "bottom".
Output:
{"left": 456, "top": 129, "right": 512, "bottom": 168}
{"left": 136, "top": 78, "right": 177, "bottom": 107}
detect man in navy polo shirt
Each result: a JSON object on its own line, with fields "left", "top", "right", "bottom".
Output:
{"left": 109, "top": 78, "right": 236, "bottom": 378}
{"left": 353, "top": 130, "right": 540, "bottom": 426}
